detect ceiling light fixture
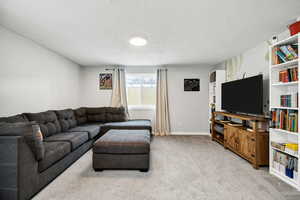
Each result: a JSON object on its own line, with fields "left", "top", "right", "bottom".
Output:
{"left": 129, "top": 37, "right": 147, "bottom": 46}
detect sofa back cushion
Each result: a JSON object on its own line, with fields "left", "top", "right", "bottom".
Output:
{"left": 25, "top": 111, "right": 61, "bottom": 137}
{"left": 74, "top": 108, "right": 87, "bottom": 125}
{"left": 0, "top": 122, "right": 45, "bottom": 161}
{"left": 85, "top": 107, "right": 127, "bottom": 123}
{"left": 86, "top": 107, "right": 107, "bottom": 123}
{"left": 0, "top": 114, "right": 29, "bottom": 123}
{"left": 55, "top": 109, "right": 77, "bottom": 131}
{"left": 106, "top": 107, "right": 127, "bottom": 122}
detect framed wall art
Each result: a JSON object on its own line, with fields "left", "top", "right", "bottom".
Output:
{"left": 99, "top": 73, "right": 112, "bottom": 90}
{"left": 184, "top": 79, "right": 200, "bottom": 91}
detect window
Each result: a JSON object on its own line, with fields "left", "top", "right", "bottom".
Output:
{"left": 126, "top": 73, "right": 156, "bottom": 108}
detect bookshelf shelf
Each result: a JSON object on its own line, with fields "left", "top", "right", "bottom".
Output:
{"left": 270, "top": 168, "right": 298, "bottom": 188}
{"left": 271, "top": 33, "right": 299, "bottom": 47}
{"left": 271, "top": 59, "right": 298, "bottom": 69}
{"left": 270, "top": 106, "right": 298, "bottom": 110}
{"left": 271, "top": 147, "right": 298, "bottom": 158}
{"left": 272, "top": 81, "right": 298, "bottom": 86}
{"left": 269, "top": 34, "right": 300, "bottom": 191}
{"left": 269, "top": 128, "right": 298, "bottom": 136}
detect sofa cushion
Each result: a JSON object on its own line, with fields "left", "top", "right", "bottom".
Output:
{"left": 25, "top": 111, "right": 62, "bottom": 137}
{"left": 105, "top": 107, "right": 127, "bottom": 122}
{"left": 55, "top": 109, "right": 77, "bottom": 132}
{"left": 0, "top": 122, "right": 45, "bottom": 161}
{"left": 93, "top": 129, "right": 150, "bottom": 154}
{"left": 38, "top": 141, "right": 71, "bottom": 172}
{"left": 86, "top": 107, "right": 106, "bottom": 123}
{"left": 101, "top": 120, "right": 152, "bottom": 134}
{"left": 85, "top": 107, "right": 127, "bottom": 123}
{"left": 0, "top": 114, "right": 28, "bottom": 123}
{"left": 44, "top": 132, "right": 89, "bottom": 150}
{"left": 68, "top": 125, "right": 100, "bottom": 139}
{"left": 74, "top": 108, "right": 87, "bottom": 125}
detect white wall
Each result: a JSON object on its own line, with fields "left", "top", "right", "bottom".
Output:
{"left": 79, "top": 66, "right": 112, "bottom": 107}
{"left": 80, "top": 65, "right": 213, "bottom": 134}
{"left": 168, "top": 65, "right": 212, "bottom": 134}
{"left": 0, "top": 26, "right": 81, "bottom": 116}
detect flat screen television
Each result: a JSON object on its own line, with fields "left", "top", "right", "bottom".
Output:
{"left": 221, "top": 75, "right": 263, "bottom": 115}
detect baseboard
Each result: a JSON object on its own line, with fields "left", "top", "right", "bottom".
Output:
{"left": 170, "top": 132, "right": 210, "bottom": 136}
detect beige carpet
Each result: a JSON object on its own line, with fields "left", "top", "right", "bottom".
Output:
{"left": 33, "top": 136, "right": 300, "bottom": 200}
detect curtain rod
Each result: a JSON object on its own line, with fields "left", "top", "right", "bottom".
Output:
{"left": 105, "top": 66, "right": 126, "bottom": 71}
{"left": 105, "top": 67, "right": 166, "bottom": 71}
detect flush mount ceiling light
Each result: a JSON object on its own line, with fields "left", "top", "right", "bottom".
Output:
{"left": 129, "top": 37, "right": 147, "bottom": 46}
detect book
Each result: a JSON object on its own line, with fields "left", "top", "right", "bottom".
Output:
{"left": 279, "top": 67, "right": 298, "bottom": 82}
{"left": 280, "top": 93, "right": 298, "bottom": 107}
{"left": 272, "top": 44, "right": 298, "bottom": 65}
{"left": 280, "top": 46, "right": 294, "bottom": 60}
{"left": 291, "top": 44, "right": 298, "bottom": 55}
{"left": 272, "top": 47, "right": 280, "bottom": 65}
{"left": 271, "top": 109, "right": 298, "bottom": 132}
{"left": 287, "top": 45, "right": 298, "bottom": 59}
{"left": 273, "top": 150, "right": 298, "bottom": 179}
{"left": 276, "top": 50, "right": 288, "bottom": 62}
{"left": 271, "top": 141, "right": 286, "bottom": 151}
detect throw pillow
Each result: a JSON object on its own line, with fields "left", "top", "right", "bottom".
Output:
{"left": 30, "top": 124, "right": 45, "bottom": 161}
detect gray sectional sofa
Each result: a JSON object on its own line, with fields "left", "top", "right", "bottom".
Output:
{"left": 0, "top": 107, "right": 152, "bottom": 200}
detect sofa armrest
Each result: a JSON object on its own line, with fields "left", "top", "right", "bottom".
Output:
{"left": 0, "top": 136, "right": 38, "bottom": 200}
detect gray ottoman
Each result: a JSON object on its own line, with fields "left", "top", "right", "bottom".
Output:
{"left": 93, "top": 129, "right": 150, "bottom": 172}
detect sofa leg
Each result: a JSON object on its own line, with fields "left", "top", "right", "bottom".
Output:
{"left": 140, "top": 169, "right": 149, "bottom": 172}
{"left": 94, "top": 168, "right": 103, "bottom": 172}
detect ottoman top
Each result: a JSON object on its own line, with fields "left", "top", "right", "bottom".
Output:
{"left": 93, "top": 129, "right": 150, "bottom": 154}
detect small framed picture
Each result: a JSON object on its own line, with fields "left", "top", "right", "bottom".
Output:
{"left": 184, "top": 79, "right": 200, "bottom": 91}
{"left": 99, "top": 73, "right": 112, "bottom": 90}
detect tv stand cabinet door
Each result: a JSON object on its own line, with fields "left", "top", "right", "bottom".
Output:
{"left": 239, "top": 130, "right": 255, "bottom": 161}
{"left": 225, "top": 126, "right": 238, "bottom": 150}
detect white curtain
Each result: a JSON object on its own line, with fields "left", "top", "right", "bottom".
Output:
{"left": 111, "top": 68, "right": 129, "bottom": 116}
{"left": 155, "top": 69, "right": 170, "bottom": 136}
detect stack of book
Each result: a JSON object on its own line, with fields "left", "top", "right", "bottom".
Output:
{"left": 271, "top": 141, "right": 286, "bottom": 151}
{"left": 273, "top": 150, "right": 298, "bottom": 180}
{"left": 279, "top": 67, "right": 298, "bottom": 82}
{"left": 280, "top": 93, "right": 298, "bottom": 107}
{"left": 273, "top": 44, "right": 298, "bottom": 64}
{"left": 271, "top": 109, "right": 298, "bottom": 132}
{"left": 271, "top": 141, "right": 298, "bottom": 156}
{"left": 285, "top": 143, "right": 299, "bottom": 157}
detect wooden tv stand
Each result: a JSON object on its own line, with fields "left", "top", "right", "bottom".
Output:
{"left": 211, "top": 111, "right": 269, "bottom": 169}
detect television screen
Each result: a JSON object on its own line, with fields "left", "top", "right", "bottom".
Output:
{"left": 221, "top": 75, "right": 263, "bottom": 115}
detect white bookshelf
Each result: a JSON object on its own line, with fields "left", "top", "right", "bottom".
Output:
{"left": 208, "top": 70, "right": 225, "bottom": 124}
{"left": 269, "top": 33, "right": 300, "bottom": 190}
